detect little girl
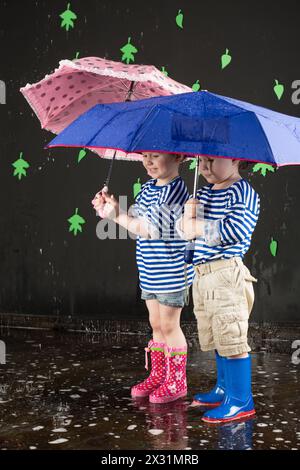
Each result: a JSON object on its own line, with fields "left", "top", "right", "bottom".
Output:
{"left": 177, "top": 156, "right": 260, "bottom": 423}
{"left": 92, "top": 152, "right": 194, "bottom": 404}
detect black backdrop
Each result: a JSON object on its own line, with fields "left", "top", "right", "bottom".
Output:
{"left": 0, "top": 0, "right": 300, "bottom": 322}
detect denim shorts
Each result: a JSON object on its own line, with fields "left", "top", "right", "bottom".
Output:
{"left": 141, "top": 288, "right": 188, "bottom": 308}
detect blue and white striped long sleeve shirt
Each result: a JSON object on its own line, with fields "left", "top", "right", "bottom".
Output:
{"left": 177, "top": 178, "right": 260, "bottom": 265}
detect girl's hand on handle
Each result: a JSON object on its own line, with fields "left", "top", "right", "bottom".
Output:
{"left": 101, "top": 191, "right": 120, "bottom": 220}
{"left": 91, "top": 185, "right": 108, "bottom": 218}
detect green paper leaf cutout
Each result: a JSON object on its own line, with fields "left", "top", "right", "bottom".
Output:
{"left": 161, "top": 66, "right": 168, "bottom": 77}
{"left": 221, "top": 48, "right": 232, "bottom": 69}
{"left": 68, "top": 208, "right": 85, "bottom": 236}
{"left": 120, "top": 37, "right": 138, "bottom": 64}
{"left": 73, "top": 51, "right": 80, "bottom": 60}
{"left": 60, "top": 3, "right": 77, "bottom": 31}
{"left": 12, "top": 152, "right": 30, "bottom": 180}
{"left": 252, "top": 163, "right": 275, "bottom": 177}
{"left": 176, "top": 9, "right": 184, "bottom": 29}
{"left": 189, "top": 159, "right": 197, "bottom": 170}
{"left": 77, "top": 149, "right": 87, "bottom": 163}
{"left": 274, "top": 79, "right": 284, "bottom": 100}
{"left": 270, "top": 237, "right": 278, "bottom": 257}
{"left": 192, "top": 80, "right": 201, "bottom": 92}
{"left": 133, "top": 177, "right": 142, "bottom": 199}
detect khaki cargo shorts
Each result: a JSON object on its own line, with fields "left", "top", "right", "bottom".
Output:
{"left": 192, "top": 256, "right": 258, "bottom": 357}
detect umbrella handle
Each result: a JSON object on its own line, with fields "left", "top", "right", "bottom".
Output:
{"left": 125, "top": 80, "right": 136, "bottom": 102}
{"left": 104, "top": 151, "right": 117, "bottom": 190}
{"left": 184, "top": 240, "right": 196, "bottom": 264}
{"left": 95, "top": 185, "right": 108, "bottom": 198}
{"left": 182, "top": 156, "right": 200, "bottom": 257}
{"left": 193, "top": 156, "right": 200, "bottom": 198}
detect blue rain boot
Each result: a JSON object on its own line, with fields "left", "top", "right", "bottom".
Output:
{"left": 192, "top": 351, "right": 226, "bottom": 407}
{"left": 202, "top": 355, "right": 256, "bottom": 424}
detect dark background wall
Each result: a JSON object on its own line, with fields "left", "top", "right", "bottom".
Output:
{"left": 0, "top": 0, "right": 300, "bottom": 323}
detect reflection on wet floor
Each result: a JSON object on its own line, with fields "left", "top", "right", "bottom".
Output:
{"left": 0, "top": 328, "right": 299, "bottom": 450}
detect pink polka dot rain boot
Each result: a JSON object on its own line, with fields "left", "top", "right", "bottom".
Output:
{"left": 131, "top": 340, "right": 166, "bottom": 398}
{"left": 149, "top": 345, "right": 188, "bottom": 404}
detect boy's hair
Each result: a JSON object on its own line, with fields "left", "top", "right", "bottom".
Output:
{"left": 234, "top": 159, "right": 251, "bottom": 171}
{"left": 174, "top": 153, "right": 185, "bottom": 158}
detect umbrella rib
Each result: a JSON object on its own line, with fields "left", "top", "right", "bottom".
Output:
{"left": 128, "top": 106, "right": 160, "bottom": 151}
{"left": 251, "top": 114, "right": 284, "bottom": 165}
{"left": 132, "top": 91, "right": 150, "bottom": 98}
{"left": 214, "top": 92, "right": 300, "bottom": 124}
{"left": 84, "top": 109, "right": 124, "bottom": 147}
{"left": 119, "top": 79, "right": 131, "bottom": 91}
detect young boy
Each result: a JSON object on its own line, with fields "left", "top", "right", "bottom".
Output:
{"left": 92, "top": 152, "right": 195, "bottom": 404}
{"left": 176, "top": 155, "right": 260, "bottom": 423}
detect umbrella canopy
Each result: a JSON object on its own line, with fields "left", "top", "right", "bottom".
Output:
{"left": 21, "top": 56, "right": 192, "bottom": 161}
{"left": 46, "top": 90, "right": 300, "bottom": 167}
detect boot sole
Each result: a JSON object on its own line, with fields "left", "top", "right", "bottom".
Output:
{"left": 131, "top": 389, "right": 152, "bottom": 398}
{"left": 149, "top": 390, "right": 187, "bottom": 404}
{"left": 202, "top": 409, "right": 256, "bottom": 424}
{"left": 190, "top": 400, "right": 222, "bottom": 408}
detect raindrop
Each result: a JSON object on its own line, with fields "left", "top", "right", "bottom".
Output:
{"left": 148, "top": 429, "right": 163, "bottom": 436}
{"left": 49, "top": 438, "right": 68, "bottom": 444}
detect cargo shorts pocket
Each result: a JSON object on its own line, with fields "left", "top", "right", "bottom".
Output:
{"left": 213, "top": 310, "right": 249, "bottom": 347}
{"left": 214, "top": 265, "right": 246, "bottom": 289}
{"left": 242, "top": 266, "right": 257, "bottom": 314}
{"left": 215, "top": 264, "right": 258, "bottom": 289}
{"left": 214, "top": 266, "right": 235, "bottom": 288}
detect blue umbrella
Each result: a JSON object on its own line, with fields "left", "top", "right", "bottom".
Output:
{"left": 46, "top": 90, "right": 300, "bottom": 167}
{"left": 46, "top": 90, "right": 300, "bottom": 263}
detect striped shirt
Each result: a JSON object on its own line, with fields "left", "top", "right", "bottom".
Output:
{"left": 181, "top": 178, "right": 260, "bottom": 265}
{"left": 132, "top": 176, "right": 195, "bottom": 293}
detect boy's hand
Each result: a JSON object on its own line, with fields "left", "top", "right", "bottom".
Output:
{"left": 184, "top": 198, "right": 199, "bottom": 219}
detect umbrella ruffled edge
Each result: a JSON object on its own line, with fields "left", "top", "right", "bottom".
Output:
{"left": 57, "top": 59, "right": 192, "bottom": 95}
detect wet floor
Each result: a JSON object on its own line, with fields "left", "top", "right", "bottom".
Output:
{"left": 0, "top": 328, "right": 299, "bottom": 450}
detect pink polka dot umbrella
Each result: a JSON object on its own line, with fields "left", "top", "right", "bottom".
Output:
{"left": 20, "top": 56, "right": 192, "bottom": 166}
